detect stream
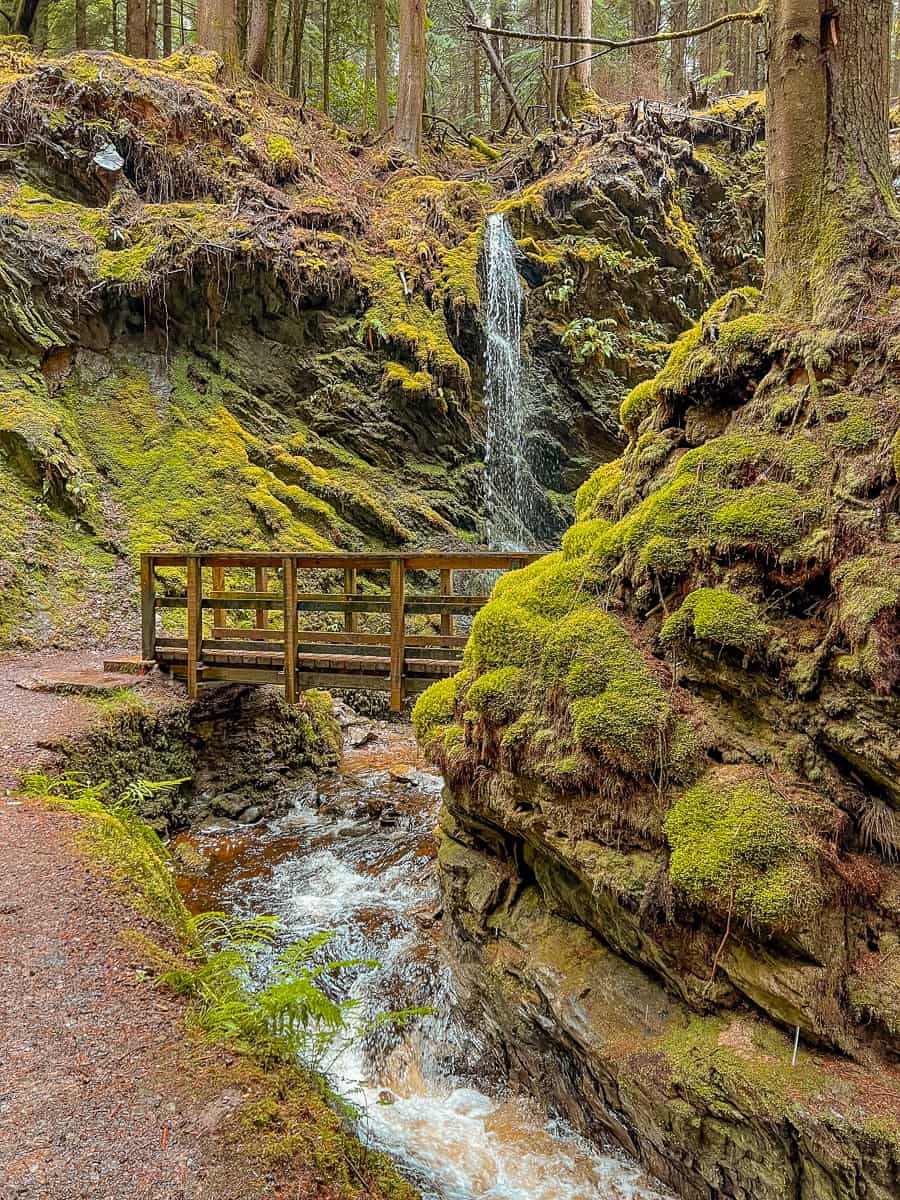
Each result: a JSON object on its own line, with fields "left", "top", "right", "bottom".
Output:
{"left": 176, "top": 721, "right": 672, "bottom": 1200}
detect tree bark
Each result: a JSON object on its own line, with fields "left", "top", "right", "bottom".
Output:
{"left": 670, "top": 0, "right": 689, "bottom": 97}
{"left": 126, "top": 0, "right": 146, "bottom": 54}
{"left": 322, "top": 0, "right": 331, "bottom": 113}
{"left": 394, "top": 0, "right": 426, "bottom": 155}
{"left": 630, "top": 0, "right": 658, "bottom": 96}
{"left": 572, "top": 0, "right": 592, "bottom": 90}
{"left": 162, "top": 0, "right": 172, "bottom": 54}
{"left": 471, "top": 32, "right": 482, "bottom": 124}
{"left": 246, "top": 0, "right": 268, "bottom": 73}
{"left": 196, "top": 0, "right": 240, "bottom": 71}
{"left": 74, "top": 0, "right": 86, "bottom": 47}
{"left": 765, "top": 0, "right": 897, "bottom": 320}
{"left": 374, "top": 0, "right": 389, "bottom": 130}
{"left": 290, "top": 0, "right": 308, "bottom": 96}
{"left": 146, "top": 0, "right": 157, "bottom": 58}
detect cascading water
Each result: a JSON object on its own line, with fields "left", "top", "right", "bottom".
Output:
{"left": 176, "top": 726, "right": 673, "bottom": 1200}
{"left": 483, "top": 212, "right": 537, "bottom": 552}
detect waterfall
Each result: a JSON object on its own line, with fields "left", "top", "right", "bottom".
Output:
{"left": 483, "top": 212, "right": 535, "bottom": 551}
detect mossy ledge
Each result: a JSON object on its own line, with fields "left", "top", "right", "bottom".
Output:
{"left": 416, "top": 292, "right": 900, "bottom": 1197}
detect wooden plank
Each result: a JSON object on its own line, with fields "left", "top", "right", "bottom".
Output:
{"left": 201, "top": 597, "right": 284, "bottom": 611}
{"left": 344, "top": 567, "right": 357, "bottom": 633}
{"left": 140, "top": 555, "right": 156, "bottom": 662}
{"left": 103, "top": 657, "right": 155, "bottom": 675}
{"left": 255, "top": 566, "right": 269, "bottom": 631}
{"left": 156, "top": 595, "right": 189, "bottom": 609}
{"left": 282, "top": 557, "right": 298, "bottom": 704}
{"left": 298, "top": 672, "right": 392, "bottom": 693}
{"left": 211, "top": 567, "right": 225, "bottom": 634}
{"left": 147, "top": 551, "right": 540, "bottom": 569}
{"left": 203, "top": 639, "right": 286, "bottom": 654}
{"left": 198, "top": 667, "right": 286, "bottom": 684}
{"left": 389, "top": 558, "right": 405, "bottom": 714}
{"left": 440, "top": 568, "right": 453, "bottom": 638}
{"left": 402, "top": 553, "right": 540, "bottom": 570}
{"left": 186, "top": 556, "right": 202, "bottom": 700}
{"left": 212, "top": 626, "right": 284, "bottom": 641}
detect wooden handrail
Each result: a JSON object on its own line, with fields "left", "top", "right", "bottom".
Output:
{"left": 140, "top": 549, "right": 540, "bottom": 711}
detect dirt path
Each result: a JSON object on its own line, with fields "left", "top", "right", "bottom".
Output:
{"left": 0, "top": 800, "right": 240, "bottom": 1200}
{"left": 0, "top": 654, "right": 401, "bottom": 1200}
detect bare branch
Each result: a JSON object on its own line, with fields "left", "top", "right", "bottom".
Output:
{"left": 467, "top": 3, "right": 767, "bottom": 53}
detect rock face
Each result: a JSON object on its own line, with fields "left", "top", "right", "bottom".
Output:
{"left": 415, "top": 275, "right": 900, "bottom": 1193}
{"left": 0, "top": 45, "right": 762, "bottom": 648}
{"left": 59, "top": 684, "right": 342, "bottom": 830}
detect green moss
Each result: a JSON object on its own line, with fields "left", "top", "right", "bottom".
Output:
{"left": 465, "top": 597, "right": 549, "bottom": 669}
{"left": 465, "top": 667, "right": 523, "bottom": 724}
{"left": 573, "top": 458, "right": 625, "bottom": 520}
{"left": 620, "top": 378, "right": 658, "bottom": 436}
{"left": 411, "top": 675, "right": 458, "bottom": 744}
{"left": 97, "top": 241, "right": 157, "bottom": 284}
{"left": 382, "top": 361, "right": 434, "bottom": 394}
{"left": 710, "top": 482, "right": 807, "bottom": 551}
{"left": 561, "top": 517, "right": 611, "bottom": 561}
{"left": 665, "top": 771, "right": 826, "bottom": 929}
{"left": 265, "top": 135, "right": 299, "bottom": 172}
{"left": 660, "top": 588, "right": 770, "bottom": 654}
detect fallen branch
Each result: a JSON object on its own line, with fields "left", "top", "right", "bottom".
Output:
{"left": 468, "top": 4, "right": 766, "bottom": 53}
{"left": 463, "top": 0, "right": 529, "bottom": 134}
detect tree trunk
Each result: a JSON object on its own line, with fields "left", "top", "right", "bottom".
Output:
{"left": 290, "top": 0, "right": 308, "bottom": 96}
{"left": 670, "top": 0, "right": 689, "bottom": 98}
{"left": 162, "top": 0, "right": 171, "bottom": 54}
{"left": 765, "top": 0, "right": 897, "bottom": 321}
{"left": 196, "top": 0, "right": 239, "bottom": 71}
{"left": 363, "top": 0, "right": 372, "bottom": 129}
{"left": 471, "top": 32, "right": 482, "bottom": 124}
{"left": 74, "top": 0, "right": 86, "bottom": 47}
{"left": 572, "top": 0, "right": 591, "bottom": 89}
{"left": 146, "top": 0, "right": 157, "bottom": 58}
{"left": 374, "top": 0, "right": 389, "bottom": 130}
{"left": 322, "top": 0, "right": 331, "bottom": 113}
{"left": 126, "top": 0, "right": 146, "bottom": 54}
{"left": 394, "top": 0, "right": 426, "bottom": 155}
{"left": 246, "top": 0, "right": 268, "bottom": 73}
{"left": 630, "top": 0, "right": 658, "bottom": 97}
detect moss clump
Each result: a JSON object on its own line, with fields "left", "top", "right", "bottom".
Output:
{"left": 574, "top": 457, "right": 626, "bottom": 520}
{"left": 665, "top": 771, "right": 826, "bottom": 929}
{"left": 465, "top": 596, "right": 549, "bottom": 668}
{"left": 266, "top": 135, "right": 299, "bottom": 173}
{"left": 465, "top": 667, "right": 523, "bottom": 724}
{"left": 96, "top": 241, "right": 157, "bottom": 284}
{"left": 411, "top": 675, "right": 459, "bottom": 744}
{"left": 660, "top": 588, "right": 770, "bottom": 654}
{"left": 710, "top": 482, "right": 807, "bottom": 551}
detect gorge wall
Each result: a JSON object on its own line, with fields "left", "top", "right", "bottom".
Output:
{"left": 0, "top": 41, "right": 762, "bottom": 648}
{"left": 414, "top": 278, "right": 900, "bottom": 1195}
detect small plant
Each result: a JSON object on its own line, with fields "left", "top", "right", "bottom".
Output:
{"left": 544, "top": 271, "right": 576, "bottom": 309}
{"left": 160, "top": 913, "right": 429, "bottom": 1086}
{"left": 561, "top": 317, "right": 619, "bottom": 365}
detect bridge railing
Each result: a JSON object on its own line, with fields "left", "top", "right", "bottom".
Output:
{"left": 140, "top": 551, "right": 539, "bottom": 711}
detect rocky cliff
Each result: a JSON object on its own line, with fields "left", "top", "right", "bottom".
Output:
{"left": 415, "top": 284, "right": 900, "bottom": 1195}
{"left": 0, "top": 41, "right": 762, "bottom": 648}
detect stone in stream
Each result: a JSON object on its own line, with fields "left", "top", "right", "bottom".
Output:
{"left": 237, "top": 805, "right": 262, "bottom": 824}
{"left": 346, "top": 723, "right": 374, "bottom": 748}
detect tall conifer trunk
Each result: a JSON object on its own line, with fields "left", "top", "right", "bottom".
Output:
{"left": 394, "top": 0, "right": 425, "bottom": 155}
{"left": 765, "top": 0, "right": 897, "bottom": 320}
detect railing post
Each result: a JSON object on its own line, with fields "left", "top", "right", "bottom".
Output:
{"left": 212, "top": 566, "right": 225, "bottom": 636}
{"left": 255, "top": 566, "right": 269, "bottom": 630}
{"left": 389, "top": 558, "right": 405, "bottom": 714}
{"left": 440, "top": 568, "right": 453, "bottom": 638}
{"left": 140, "top": 554, "right": 156, "bottom": 662}
{"left": 186, "top": 556, "right": 202, "bottom": 700}
{"left": 344, "top": 566, "right": 357, "bottom": 633}
{"left": 282, "top": 556, "right": 298, "bottom": 703}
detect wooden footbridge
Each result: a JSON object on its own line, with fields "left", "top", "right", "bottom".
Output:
{"left": 124, "top": 551, "right": 538, "bottom": 712}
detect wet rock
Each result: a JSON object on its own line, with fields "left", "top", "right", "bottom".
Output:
{"left": 377, "top": 1090, "right": 395, "bottom": 1105}
{"left": 389, "top": 764, "right": 417, "bottom": 785}
{"left": 237, "top": 805, "right": 262, "bottom": 825}
{"left": 197, "top": 1087, "right": 244, "bottom": 1133}
{"left": 196, "top": 817, "right": 242, "bottom": 834}
{"left": 346, "top": 722, "right": 374, "bottom": 748}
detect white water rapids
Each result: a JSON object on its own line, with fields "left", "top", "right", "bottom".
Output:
{"left": 177, "top": 726, "right": 672, "bottom": 1200}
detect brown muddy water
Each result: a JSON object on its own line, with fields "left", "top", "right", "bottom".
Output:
{"left": 175, "top": 722, "right": 672, "bottom": 1200}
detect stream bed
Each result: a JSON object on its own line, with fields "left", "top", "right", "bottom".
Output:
{"left": 175, "top": 722, "right": 672, "bottom": 1200}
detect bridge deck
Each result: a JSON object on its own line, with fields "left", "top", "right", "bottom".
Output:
{"left": 131, "top": 551, "right": 539, "bottom": 712}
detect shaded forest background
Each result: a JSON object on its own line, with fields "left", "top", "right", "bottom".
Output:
{"left": 6, "top": 0, "right": 900, "bottom": 140}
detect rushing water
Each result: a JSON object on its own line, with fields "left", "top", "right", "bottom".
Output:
{"left": 483, "top": 212, "right": 537, "bottom": 552}
{"left": 176, "top": 724, "right": 671, "bottom": 1200}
